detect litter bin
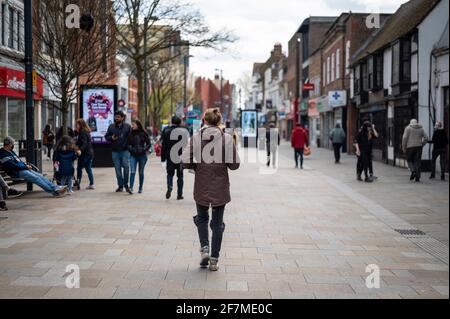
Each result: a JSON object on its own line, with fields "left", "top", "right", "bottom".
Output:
{"left": 19, "top": 140, "right": 43, "bottom": 172}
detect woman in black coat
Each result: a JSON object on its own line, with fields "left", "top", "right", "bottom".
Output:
{"left": 75, "top": 119, "right": 95, "bottom": 190}
{"left": 128, "top": 119, "right": 151, "bottom": 194}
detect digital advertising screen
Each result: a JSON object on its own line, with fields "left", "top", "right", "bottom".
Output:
{"left": 81, "top": 86, "right": 118, "bottom": 144}
{"left": 241, "top": 110, "right": 258, "bottom": 138}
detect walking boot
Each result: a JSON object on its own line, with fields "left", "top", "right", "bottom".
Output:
{"left": 209, "top": 258, "right": 219, "bottom": 272}
{"left": 200, "top": 247, "right": 210, "bottom": 268}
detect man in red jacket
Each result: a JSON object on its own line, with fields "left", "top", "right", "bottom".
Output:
{"left": 291, "top": 123, "right": 309, "bottom": 169}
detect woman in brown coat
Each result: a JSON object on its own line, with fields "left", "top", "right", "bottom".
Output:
{"left": 182, "top": 108, "right": 240, "bottom": 271}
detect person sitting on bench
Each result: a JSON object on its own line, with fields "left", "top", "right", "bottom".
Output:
{"left": 0, "top": 137, "right": 67, "bottom": 197}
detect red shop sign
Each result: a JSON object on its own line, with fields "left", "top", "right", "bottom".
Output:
{"left": 0, "top": 67, "right": 44, "bottom": 100}
{"left": 303, "top": 83, "right": 315, "bottom": 91}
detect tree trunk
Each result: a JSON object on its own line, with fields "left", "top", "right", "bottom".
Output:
{"left": 136, "top": 64, "right": 145, "bottom": 123}
{"left": 61, "top": 85, "right": 69, "bottom": 136}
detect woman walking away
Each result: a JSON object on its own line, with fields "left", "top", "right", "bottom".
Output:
{"left": 182, "top": 108, "right": 240, "bottom": 272}
{"left": 402, "top": 119, "right": 428, "bottom": 182}
{"left": 43, "top": 124, "right": 55, "bottom": 160}
{"left": 75, "top": 119, "right": 95, "bottom": 190}
{"left": 330, "top": 123, "right": 346, "bottom": 164}
{"left": 128, "top": 119, "right": 151, "bottom": 194}
{"left": 54, "top": 136, "right": 78, "bottom": 195}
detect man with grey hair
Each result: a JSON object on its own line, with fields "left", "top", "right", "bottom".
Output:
{"left": 402, "top": 119, "right": 428, "bottom": 182}
{"left": 0, "top": 137, "right": 67, "bottom": 197}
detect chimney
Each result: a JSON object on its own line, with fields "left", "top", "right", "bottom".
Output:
{"left": 273, "top": 43, "right": 282, "bottom": 55}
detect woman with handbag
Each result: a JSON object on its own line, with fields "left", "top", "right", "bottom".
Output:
{"left": 128, "top": 119, "right": 151, "bottom": 194}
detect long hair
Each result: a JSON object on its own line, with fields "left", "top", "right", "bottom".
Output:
{"left": 76, "top": 119, "right": 91, "bottom": 133}
{"left": 43, "top": 124, "right": 52, "bottom": 134}
{"left": 56, "top": 136, "right": 75, "bottom": 152}
{"left": 132, "top": 119, "right": 146, "bottom": 134}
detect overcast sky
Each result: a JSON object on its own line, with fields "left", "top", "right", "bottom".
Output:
{"left": 188, "top": 0, "right": 408, "bottom": 83}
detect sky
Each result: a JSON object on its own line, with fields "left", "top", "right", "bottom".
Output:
{"left": 188, "top": 0, "right": 408, "bottom": 83}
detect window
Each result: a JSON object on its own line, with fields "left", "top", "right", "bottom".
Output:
{"left": 8, "top": 99, "right": 26, "bottom": 140}
{"left": 362, "top": 62, "right": 368, "bottom": 91}
{"left": 392, "top": 41, "right": 400, "bottom": 84}
{"left": 368, "top": 56, "right": 374, "bottom": 89}
{"left": 392, "top": 39, "right": 411, "bottom": 84}
{"left": 1, "top": 4, "right": 5, "bottom": 46}
{"left": 327, "top": 57, "right": 331, "bottom": 84}
{"left": 337, "top": 50, "right": 342, "bottom": 79}
{"left": 345, "top": 41, "right": 351, "bottom": 75}
{"left": 354, "top": 65, "right": 361, "bottom": 94}
{"left": 331, "top": 53, "right": 335, "bottom": 82}
{"left": 375, "top": 54, "right": 383, "bottom": 89}
{"left": 401, "top": 39, "right": 411, "bottom": 82}
{"left": 8, "top": 6, "right": 13, "bottom": 48}
{"left": 323, "top": 62, "right": 326, "bottom": 88}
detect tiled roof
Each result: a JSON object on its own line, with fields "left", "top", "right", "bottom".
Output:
{"left": 352, "top": 0, "right": 441, "bottom": 64}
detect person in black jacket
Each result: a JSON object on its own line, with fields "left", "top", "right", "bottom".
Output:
{"left": 105, "top": 110, "right": 132, "bottom": 194}
{"left": 54, "top": 136, "right": 78, "bottom": 194}
{"left": 161, "top": 116, "right": 190, "bottom": 200}
{"left": 75, "top": 119, "right": 95, "bottom": 190}
{"left": 429, "top": 121, "right": 449, "bottom": 181}
{"left": 128, "top": 119, "right": 151, "bottom": 194}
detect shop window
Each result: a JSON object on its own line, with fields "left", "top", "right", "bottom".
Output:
{"left": 354, "top": 65, "right": 361, "bottom": 94}
{"left": 0, "top": 98, "right": 7, "bottom": 142}
{"left": 1, "top": 3, "right": 6, "bottom": 46}
{"left": 361, "top": 62, "right": 368, "bottom": 92}
{"left": 7, "top": 99, "right": 25, "bottom": 141}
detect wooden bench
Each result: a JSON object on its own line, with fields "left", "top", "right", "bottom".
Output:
{"left": 0, "top": 170, "right": 27, "bottom": 187}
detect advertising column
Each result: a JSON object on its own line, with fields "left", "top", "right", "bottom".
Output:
{"left": 80, "top": 85, "right": 118, "bottom": 167}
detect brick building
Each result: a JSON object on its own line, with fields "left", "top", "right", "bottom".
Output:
{"left": 195, "top": 75, "right": 232, "bottom": 117}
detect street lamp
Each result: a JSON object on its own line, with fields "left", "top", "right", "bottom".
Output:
{"left": 215, "top": 68, "right": 224, "bottom": 113}
{"left": 183, "top": 50, "right": 194, "bottom": 114}
{"left": 143, "top": 16, "right": 158, "bottom": 128}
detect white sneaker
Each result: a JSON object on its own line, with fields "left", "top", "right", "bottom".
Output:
{"left": 67, "top": 190, "right": 74, "bottom": 195}
{"left": 86, "top": 185, "right": 96, "bottom": 190}
{"left": 209, "top": 258, "right": 219, "bottom": 272}
{"left": 200, "top": 246, "right": 210, "bottom": 268}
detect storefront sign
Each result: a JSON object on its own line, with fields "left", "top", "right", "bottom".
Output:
{"left": 308, "top": 98, "right": 320, "bottom": 118}
{"left": 81, "top": 85, "right": 118, "bottom": 144}
{"left": 303, "top": 83, "right": 315, "bottom": 91}
{"left": 328, "top": 90, "right": 347, "bottom": 108}
{"left": 317, "top": 95, "right": 332, "bottom": 113}
{"left": 0, "top": 67, "right": 44, "bottom": 100}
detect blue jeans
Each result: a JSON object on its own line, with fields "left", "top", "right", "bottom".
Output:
{"left": 60, "top": 175, "right": 73, "bottom": 192}
{"left": 77, "top": 154, "right": 94, "bottom": 186}
{"left": 130, "top": 155, "right": 148, "bottom": 191}
{"left": 194, "top": 204, "right": 226, "bottom": 259}
{"left": 18, "top": 170, "right": 58, "bottom": 194}
{"left": 111, "top": 151, "right": 131, "bottom": 188}
{"left": 295, "top": 148, "right": 304, "bottom": 168}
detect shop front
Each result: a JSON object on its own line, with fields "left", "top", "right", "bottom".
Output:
{"left": 318, "top": 95, "right": 333, "bottom": 150}
{"left": 0, "top": 66, "right": 44, "bottom": 142}
{"left": 308, "top": 97, "right": 321, "bottom": 147}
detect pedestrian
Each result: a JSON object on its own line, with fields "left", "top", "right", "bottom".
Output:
{"left": 402, "top": 119, "right": 428, "bottom": 182}
{"left": 291, "top": 123, "right": 309, "bottom": 169}
{"left": 330, "top": 123, "right": 346, "bottom": 164}
{"left": 128, "top": 119, "right": 152, "bottom": 194}
{"left": 75, "top": 119, "right": 95, "bottom": 190}
{"left": 54, "top": 136, "right": 78, "bottom": 195}
{"left": 355, "top": 122, "right": 375, "bottom": 183}
{"left": 266, "top": 123, "right": 280, "bottom": 167}
{"left": 429, "top": 121, "right": 448, "bottom": 181}
{"left": 0, "top": 137, "right": 67, "bottom": 197}
{"left": 42, "top": 124, "right": 55, "bottom": 160}
{"left": 161, "top": 116, "right": 190, "bottom": 200}
{"left": 105, "top": 110, "right": 132, "bottom": 194}
{"left": 182, "top": 108, "right": 240, "bottom": 271}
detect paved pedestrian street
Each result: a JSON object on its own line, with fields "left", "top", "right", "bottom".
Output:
{"left": 0, "top": 145, "right": 448, "bottom": 299}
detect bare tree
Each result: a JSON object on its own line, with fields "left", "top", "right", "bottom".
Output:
{"left": 148, "top": 55, "right": 183, "bottom": 129}
{"left": 33, "top": 0, "right": 116, "bottom": 133}
{"left": 114, "top": 0, "right": 237, "bottom": 122}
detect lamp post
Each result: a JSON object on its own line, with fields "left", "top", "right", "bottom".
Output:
{"left": 295, "top": 36, "right": 301, "bottom": 126}
{"left": 215, "top": 68, "right": 224, "bottom": 113}
{"left": 24, "top": 0, "right": 34, "bottom": 191}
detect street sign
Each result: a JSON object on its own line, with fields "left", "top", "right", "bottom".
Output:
{"left": 328, "top": 90, "right": 347, "bottom": 108}
{"left": 303, "top": 83, "right": 315, "bottom": 91}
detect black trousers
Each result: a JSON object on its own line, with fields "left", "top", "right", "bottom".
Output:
{"left": 406, "top": 147, "right": 423, "bottom": 180}
{"left": 357, "top": 150, "right": 372, "bottom": 179}
{"left": 194, "top": 204, "right": 226, "bottom": 259}
{"left": 167, "top": 164, "right": 184, "bottom": 196}
{"left": 431, "top": 149, "right": 447, "bottom": 178}
{"left": 333, "top": 143, "right": 342, "bottom": 162}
